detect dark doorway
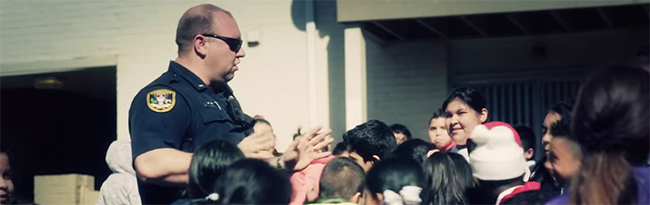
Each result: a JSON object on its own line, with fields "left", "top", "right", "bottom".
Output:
{"left": 1, "top": 66, "right": 116, "bottom": 201}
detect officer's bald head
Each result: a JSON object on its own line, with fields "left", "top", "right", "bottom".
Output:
{"left": 175, "top": 4, "right": 233, "bottom": 56}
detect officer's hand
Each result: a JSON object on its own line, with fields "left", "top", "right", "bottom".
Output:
{"left": 284, "top": 126, "right": 334, "bottom": 171}
{"left": 238, "top": 129, "right": 275, "bottom": 159}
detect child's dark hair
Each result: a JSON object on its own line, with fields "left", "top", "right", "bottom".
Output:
{"left": 343, "top": 120, "right": 397, "bottom": 163}
{"left": 550, "top": 118, "right": 570, "bottom": 138}
{"left": 549, "top": 118, "right": 583, "bottom": 161}
{"left": 425, "top": 152, "right": 474, "bottom": 205}
{"left": 515, "top": 125, "right": 536, "bottom": 155}
{"left": 548, "top": 100, "right": 574, "bottom": 120}
{"left": 390, "top": 124, "right": 412, "bottom": 140}
{"left": 319, "top": 157, "right": 365, "bottom": 200}
{"left": 429, "top": 108, "right": 446, "bottom": 125}
{"left": 442, "top": 87, "right": 487, "bottom": 114}
{"left": 391, "top": 139, "right": 436, "bottom": 167}
{"left": 569, "top": 66, "right": 649, "bottom": 204}
{"left": 187, "top": 139, "right": 245, "bottom": 198}
{"left": 211, "top": 159, "right": 291, "bottom": 204}
{"left": 366, "top": 156, "right": 429, "bottom": 204}
{"left": 548, "top": 100, "right": 574, "bottom": 139}
{"left": 332, "top": 142, "right": 347, "bottom": 156}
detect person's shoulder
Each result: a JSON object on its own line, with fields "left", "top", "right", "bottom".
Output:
{"left": 131, "top": 85, "right": 184, "bottom": 110}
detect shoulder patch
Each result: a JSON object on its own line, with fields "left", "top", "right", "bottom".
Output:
{"left": 146, "top": 89, "right": 176, "bottom": 112}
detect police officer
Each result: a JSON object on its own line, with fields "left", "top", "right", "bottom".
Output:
{"left": 128, "top": 4, "right": 279, "bottom": 204}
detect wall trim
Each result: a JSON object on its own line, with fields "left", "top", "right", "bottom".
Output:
{"left": 0, "top": 55, "right": 118, "bottom": 77}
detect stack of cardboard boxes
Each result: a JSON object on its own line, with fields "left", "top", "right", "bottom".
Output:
{"left": 34, "top": 174, "right": 99, "bottom": 205}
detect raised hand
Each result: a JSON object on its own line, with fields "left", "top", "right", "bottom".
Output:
{"left": 284, "top": 127, "right": 334, "bottom": 171}
{"left": 238, "top": 128, "right": 275, "bottom": 159}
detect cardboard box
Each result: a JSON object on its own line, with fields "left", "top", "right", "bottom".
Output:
{"left": 34, "top": 174, "right": 97, "bottom": 205}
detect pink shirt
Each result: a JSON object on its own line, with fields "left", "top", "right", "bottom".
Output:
{"left": 289, "top": 155, "right": 336, "bottom": 205}
{"left": 442, "top": 141, "right": 457, "bottom": 151}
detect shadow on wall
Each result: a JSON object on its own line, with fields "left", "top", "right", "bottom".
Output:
{"left": 291, "top": 0, "right": 347, "bottom": 141}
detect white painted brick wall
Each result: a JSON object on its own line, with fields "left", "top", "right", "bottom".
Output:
{"left": 0, "top": 0, "right": 344, "bottom": 150}
{"left": 366, "top": 40, "right": 449, "bottom": 141}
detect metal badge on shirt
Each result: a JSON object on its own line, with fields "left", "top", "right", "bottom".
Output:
{"left": 147, "top": 89, "right": 176, "bottom": 112}
{"left": 204, "top": 101, "right": 222, "bottom": 110}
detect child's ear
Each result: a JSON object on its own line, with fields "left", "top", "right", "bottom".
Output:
{"left": 524, "top": 148, "right": 534, "bottom": 160}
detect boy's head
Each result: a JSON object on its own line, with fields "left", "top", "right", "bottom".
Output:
{"left": 428, "top": 109, "right": 453, "bottom": 150}
{"left": 515, "top": 125, "right": 536, "bottom": 161}
{"left": 341, "top": 120, "right": 397, "bottom": 172}
{"left": 319, "top": 157, "right": 366, "bottom": 203}
{"left": 390, "top": 124, "right": 411, "bottom": 145}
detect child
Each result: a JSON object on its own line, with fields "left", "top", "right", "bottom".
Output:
{"left": 309, "top": 157, "right": 365, "bottom": 205}
{"left": 170, "top": 140, "right": 244, "bottom": 205}
{"left": 0, "top": 150, "right": 14, "bottom": 205}
{"left": 0, "top": 148, "right": 37, "bottom": 205}
{"left": 390, "top": 124, "right": 412, "bottom": 145}
{"left": 365, "top": 156, "right": 429, "bottom": 205}
{"left": 210, "top": 159, "right": 292, "bottom": 204}
{"left": 428, "top": 109, "right": 456, "bottom": 151}
{"left": 468, "top": 122, "right": 539, "bottom": 205}
{"left": 544, "top": 119, "right": 582, "bottom": 188}
{"left": 98, "top": 140, "right": 141, "bottom": 205}
{"left": 339, "top": 120, "right": 397, "bottom": 172}
{"left": 424, "top": 152, "right": 474, "bottom": 205}
{"left": 289, "top": 127, "right": 336, "bottom": 205}
{"left": 515, "top": 125, "right": 537, "bottom": 171}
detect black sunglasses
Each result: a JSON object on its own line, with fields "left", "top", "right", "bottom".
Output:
{"left": 200, "top": 33, "right": 242, "bottom": 52}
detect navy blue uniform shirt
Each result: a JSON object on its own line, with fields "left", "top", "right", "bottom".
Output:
{"left": 129, "top": 61, "right": 254, "bottom": 205}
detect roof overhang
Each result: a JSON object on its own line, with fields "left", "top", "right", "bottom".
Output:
{"left": 337, "top": 0, "right": 646, "bottom": 22}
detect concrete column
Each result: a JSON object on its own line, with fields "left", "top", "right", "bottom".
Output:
{"left": 344, "top": 24, "right": 367, "bottom": 130}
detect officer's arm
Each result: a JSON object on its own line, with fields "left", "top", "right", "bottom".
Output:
{"left": 134, "top": 148, "right": 192, "bottom": 185}
{"left": 130, "top": 88, "right": 192, "bottom": 186}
